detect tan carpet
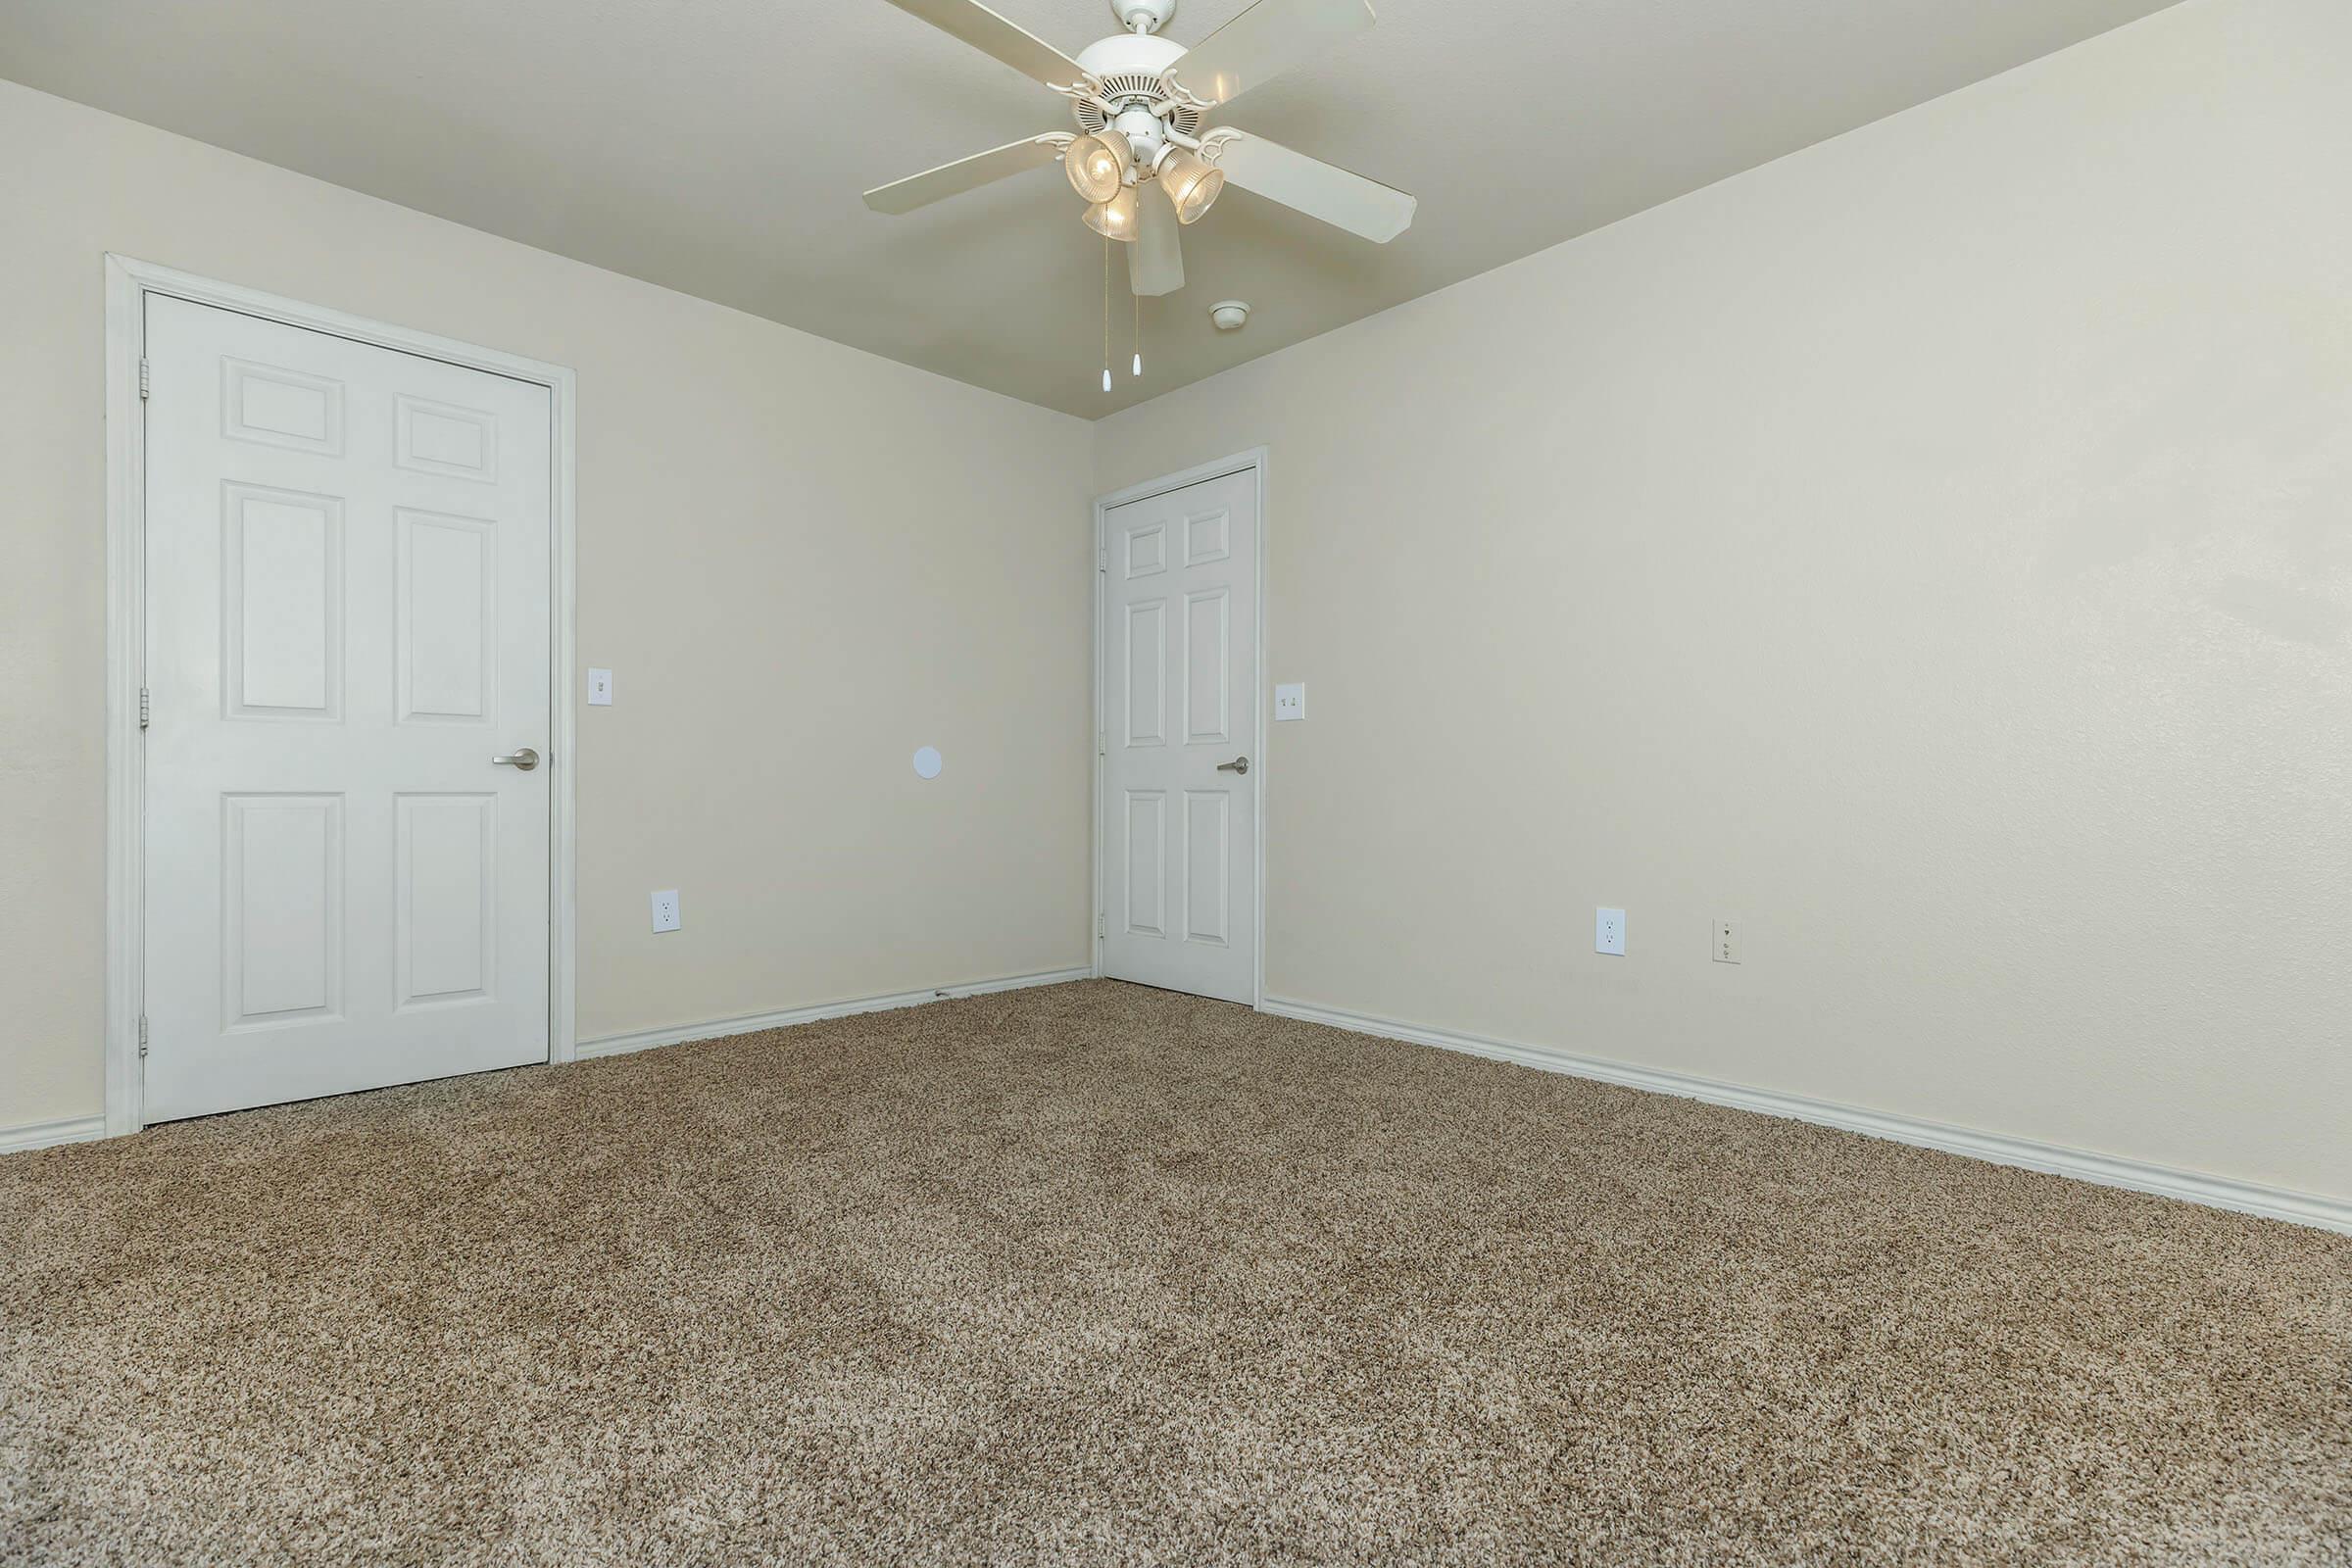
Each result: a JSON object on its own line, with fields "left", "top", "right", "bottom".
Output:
{"left": 2, "top": 981, "right": 2346, "bottom": 1566}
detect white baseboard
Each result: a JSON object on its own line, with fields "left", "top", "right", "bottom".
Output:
{"left": 575, "top": 967, "right": 1096, "bottom": 1060}
{"left": 1260, "top": 997, "right": 2352, "bottom": 1237}
{"left": 0, "top": 1114, "right": 109, "bottom": 1155}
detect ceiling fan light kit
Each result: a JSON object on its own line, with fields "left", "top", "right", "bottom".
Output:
{"left": 1083, "top": 184, "right": 1142, "bottom": 241}
{"left": 864, "top": 0, "right": 1418, "bottom": 375}
{"left": 1153, "top": 145, "right": 1225, "bottom": 224}
{"left": 1064, "top": 130, "right": 1132, "bottom": 203}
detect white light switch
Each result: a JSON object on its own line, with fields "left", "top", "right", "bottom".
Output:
{"left": 651, "top": 890, "right": 680, "bottom": 933}
{"left": 587, "top": 667, "right": 613, "bottom": 707}
{"left": 1595, "top": 907, "right": 1626, "bottom": 956}
{"left": 1274, "top": 682, "right": 1305, "bottom": 721}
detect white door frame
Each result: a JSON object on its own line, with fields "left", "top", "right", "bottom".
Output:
{"left": 102, "top": 255, "right": 580, "bottom": 1136}
{"left": 1091, "top": 447, "right": 1269, "bottom": 1010}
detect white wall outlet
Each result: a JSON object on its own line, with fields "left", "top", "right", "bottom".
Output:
{"left": 1274, "top": 682, "right": 1306, "bottom": 721}
{"left": 1712, "top": 918, "right": 1740, "bottom": 964}
{"left": 650, "top": 890, "right": 680, "bottom": 933}
{"left": 1595, "top": 907, "right": 1626, "bottom": 956}
{"left": 587, "top": 667, "right": 612, "bottom": 706}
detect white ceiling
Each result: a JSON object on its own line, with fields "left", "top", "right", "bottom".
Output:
{"left": 1, "top": 0, "right": 2179, "bottom": 418}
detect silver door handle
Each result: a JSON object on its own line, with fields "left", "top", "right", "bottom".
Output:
{"left": 1217, "top": 756, "right": 1250, "bottom": 775}
{"left": 493, "top": 748, "right": 540, "bottom": 771}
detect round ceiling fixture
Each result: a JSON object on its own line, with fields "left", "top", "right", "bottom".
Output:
{"left": 1209, "top": 300, "right": 1250, "bottom": 331}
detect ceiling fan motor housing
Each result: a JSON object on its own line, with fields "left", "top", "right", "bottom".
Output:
{"left": 1072, "top": 31, "right": 1197, "bottom": 161}
{"left": 1074, "top": 30, "right": 1185, "bottom": 84}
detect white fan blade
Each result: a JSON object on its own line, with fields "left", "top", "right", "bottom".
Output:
{"left": 863, "top": 133, "right": 1072, "bottom": 214}
{"left": 1208, "top": 132, "right": 1415, "bottom": 242}
{"left": 1129, "top": 181, "right": 1185, "bottom": 296}
{"left": 874, "top": 0, "right": 1087, "bottom": 89}
{"left": 1165, "top": 0, "right": 1375, "bottom": 108}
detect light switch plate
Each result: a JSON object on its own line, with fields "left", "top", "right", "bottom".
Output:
{"left": 650, "top": 890, "right": 680, "bottom": 933}
{"left": 1595, "top": 907, "right": 1626, "bottom": 956}
{"left": 1274, "top": 682, "right": 1305, "bottom": 721}
{"left": 587, "top": 667, "right": 613, "bottom": 707}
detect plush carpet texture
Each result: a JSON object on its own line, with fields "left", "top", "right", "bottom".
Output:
{"left": 2, "top": 981, "right": 2346, "bottom": 1566}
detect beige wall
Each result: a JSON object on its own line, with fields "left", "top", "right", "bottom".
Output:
{"left": 1096, "top": 0, "right": 2352, "bottom": 1202}
{"left": 0, "top": 80, "right": 1094, "bottom": 1129}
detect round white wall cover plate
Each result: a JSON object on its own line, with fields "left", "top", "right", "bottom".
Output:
{"left": 912, "top": 746, "right": 943, "bottom": 779}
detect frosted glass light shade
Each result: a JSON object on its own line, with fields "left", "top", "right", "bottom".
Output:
{"left": 1155, "top": 147, "right": 1225, "bottom": 224}
{"left": 1065, "top": 132, "right": 1131, "bottom": 203}
{"left": 1083, "top": 184, "right": 1141, "bottom": 241}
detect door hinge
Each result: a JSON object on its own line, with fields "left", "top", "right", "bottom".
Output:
{"left": 1099, "top": 547, "right": 1107, "bottom": 571}
{"left": 138, "top": 686, "right": 151, "bottom": 730}
{"left": 1097, "top": 913, "right": 1107, "bottom": 939}
{"left": 1097, "top": 729, "right": 1106, "bottom": 757}
{"left": 137, "top": 1015, "right": 149, "bottom": 1056}
{"left": 138, "top": 357, "right": 151, "bottom": 399}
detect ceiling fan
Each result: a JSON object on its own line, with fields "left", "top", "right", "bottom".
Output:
{"left": 861, "top": 0, "right": 1415, "bottom": 302}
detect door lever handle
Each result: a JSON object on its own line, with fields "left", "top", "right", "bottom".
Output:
{"left": 493, "top": 748, "right": 540, "bottom": 771}
{"left": 1217, "top": 756, "right": 1250, "bottom": 775}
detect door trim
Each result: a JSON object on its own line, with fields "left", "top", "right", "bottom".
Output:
{"left": 103, "top": 255, "right": 580, "bottom": 1137}
{"left": 1090, "top": 448, "right": 1269, "bottom": 1010}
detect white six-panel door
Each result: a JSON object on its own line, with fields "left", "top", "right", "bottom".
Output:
{"left": 1100, "top": 466, "right": 1258, "bottom": 1004}
{"left": 142, "top": 296, "right": 553, "bottom": 1121}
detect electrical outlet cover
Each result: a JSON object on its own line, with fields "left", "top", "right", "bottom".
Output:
{"left": 1595, "top": 907, "right": 1626, "bottom": 956}
{"left": 651, "top": 890, "right": 681, "bottom": 933}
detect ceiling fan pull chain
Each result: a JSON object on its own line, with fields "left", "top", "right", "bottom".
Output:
{"left": 1133, "top": 288, "right": 1143, "bottom": 377}
{"left": 1102, "top": 235, "right": 1113, "bottom": 394}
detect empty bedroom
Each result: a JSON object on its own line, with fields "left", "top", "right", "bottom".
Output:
{"left": 1, "top": 0, "right": 2346, "bottom": 1562}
